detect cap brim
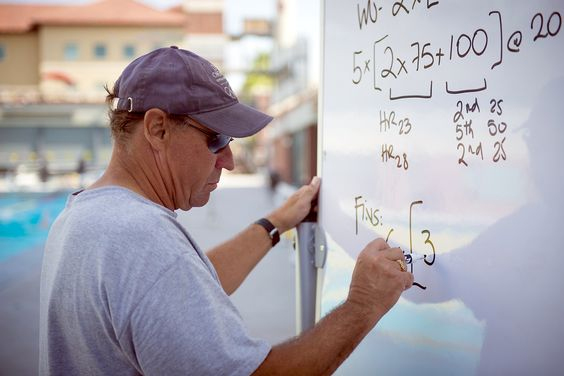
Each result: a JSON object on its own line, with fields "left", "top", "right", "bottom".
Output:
{"left": 191, "top": 102, "right": 273, "bottom": 138}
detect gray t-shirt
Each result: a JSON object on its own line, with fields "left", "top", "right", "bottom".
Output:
{"left": 39, "top": 186, "right": 270, "bottom": 375}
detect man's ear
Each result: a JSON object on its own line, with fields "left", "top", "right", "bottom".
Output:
{"left": 143, "top": 108, "right": 170, "bottom": 150}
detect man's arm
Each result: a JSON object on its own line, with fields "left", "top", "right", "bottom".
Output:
{"left": 253, "top": 240, "right": 414, "bottom": 375}
{"left": 207, "top": 177, "right": 321, "bottom": 295}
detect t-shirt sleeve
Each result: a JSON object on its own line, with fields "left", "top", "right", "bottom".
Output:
{"left": 120, "top": 253, "right": 271, "bottom": 376}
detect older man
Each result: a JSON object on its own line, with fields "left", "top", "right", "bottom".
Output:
{"left": 39, "top": 46, "right": 413, "bottom": 375}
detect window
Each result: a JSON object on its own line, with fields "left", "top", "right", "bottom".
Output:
{"left": 123, "top": 44, "right": 135, "bottom": 58}
{"left": 64, "top": 43, "right": 79, "bottom": 60}
{"left": 0, "top": 45, "right": 5, "bottom": 61}
{"left": 94, "top": 43, "right": 107, "bottom": 59}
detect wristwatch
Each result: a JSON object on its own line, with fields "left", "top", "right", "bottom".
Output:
{"left": 254, "top": 218, "right": 280, "bottom": 247}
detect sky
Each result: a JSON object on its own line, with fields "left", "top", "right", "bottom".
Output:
{"left": 0, "top": 0, "right": 321, "bottom": 87}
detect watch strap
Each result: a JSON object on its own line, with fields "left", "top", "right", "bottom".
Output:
{"left": 254, "top": 218, "right": 280, "bottom": 247}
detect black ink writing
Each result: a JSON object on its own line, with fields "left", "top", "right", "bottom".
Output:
{"left": 356, "top": 200, "right": 438, "bottom": 290}
{"left": 357, "top": 0, "right": 381, "bottom": 30}
{"left": 392, "top": 0, "right": 439, "bottom": 17}
{"left": 389, "top": 81, "right": 433, "bottom": 100}
{"left": 531, "top": 12, "right": 562, "bottom": 41}
{"left": 354, "top": 196, "right": 384, "bottom": 235}
{"left": 379, "top": 111, "right": 412, "bottom": 135}
{"left": 490, "top": 98, "right": 503, "bottom": 115}
{"left": 445, "top": 79, "right": 487, "bottom": 95}
{"left": 381, "top": 144, "right": 409, "bottom": 170}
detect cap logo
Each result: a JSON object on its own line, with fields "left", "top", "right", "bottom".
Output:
{"left": 207, "top": 63, "right": 236, "bottom": 99}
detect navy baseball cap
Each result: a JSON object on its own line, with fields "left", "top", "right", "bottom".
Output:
{"left": 112, "top": 46, "right": 273, "bottom": 138}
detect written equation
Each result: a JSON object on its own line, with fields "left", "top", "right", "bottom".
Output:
{"left": 355, "top": 196, "right": 436, "bottom": 289}
{"left": 353, "top": 1, "right": 561, "bottom": 95}
{"left": 453, "top": 97, "right": 508, "bottom": 166}
{"left": 351, "top": 1, "right": 562, "bottom": 169}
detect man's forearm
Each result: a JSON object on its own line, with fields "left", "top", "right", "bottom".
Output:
{"left": 206, "top": 221, "right": 275, "bottom": 295}
{"left": 208, "top": 178, "right": 319, "bottom": 295}
{"left": 253, "top": 299, "right": 381, "bottom": 375}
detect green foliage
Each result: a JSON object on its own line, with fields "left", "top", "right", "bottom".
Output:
{"left": 241, "top": 53, "right": 273, "bottom": 96}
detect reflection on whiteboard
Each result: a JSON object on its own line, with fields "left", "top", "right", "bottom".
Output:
{"left": 319, "top": 1, "right": 564, "bottom": 374}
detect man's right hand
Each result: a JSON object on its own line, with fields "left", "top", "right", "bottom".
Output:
{"left": 346, "top": 238, "right": 414, "bottom": 326}
{"left": 253, "top": 238, "right": 414, "bottom": 375}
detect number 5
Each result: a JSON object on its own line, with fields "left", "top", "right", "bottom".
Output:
{"left": 353, "top": 51, "right": 363, "bottom": 84}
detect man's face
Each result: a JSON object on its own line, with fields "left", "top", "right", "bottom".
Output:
{"left": 167, "top": 119, "right": 235, "bottom": 210}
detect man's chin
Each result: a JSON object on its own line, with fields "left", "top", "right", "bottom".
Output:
{"left": 187, "top": 193, "right": 212, "bottom": 209}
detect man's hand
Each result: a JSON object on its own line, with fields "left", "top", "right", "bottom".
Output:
{"left": 346, "top": 238, "right": 414, "bottom": 325}
{"left": 253, "top": 237, "right": 414, "bottom": 375}
{"left": 267, "top": 176, "right": 321, "bottom": 234}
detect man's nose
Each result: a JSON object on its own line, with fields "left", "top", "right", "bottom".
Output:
{"left": 215, "top": 145, "right": 235, "bottom": 171}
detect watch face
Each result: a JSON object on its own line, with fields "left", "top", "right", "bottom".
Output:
{"left": 269, "top": 228, "right": 280, "bottom": 246}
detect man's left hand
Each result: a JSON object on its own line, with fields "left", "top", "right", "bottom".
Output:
{"left": 267, "top": 176, "right": 321, "bottom": 234}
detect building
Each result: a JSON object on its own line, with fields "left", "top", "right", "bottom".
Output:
{"left": 0, "top": 0, "right": 225, "bottom": 182}
{"left": 177, "top": 0, "right": 225, "bottom": 66}
{"left": 0, "top": 0, "right": 225, "bottom": 102}
{"left": 266, "top": 0, "right": 318, "bottom": 186}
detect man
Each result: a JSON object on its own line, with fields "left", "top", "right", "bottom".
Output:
{"left": 39, "top": 46, "right": 413, "bottom": 375}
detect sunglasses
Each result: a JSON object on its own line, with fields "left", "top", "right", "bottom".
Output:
{"left": 186, "top": 122, "right": 234, "bottom": 154}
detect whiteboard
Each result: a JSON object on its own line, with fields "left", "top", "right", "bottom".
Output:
{"left": 318, "top": 1, "right": 564, "bottom": 374}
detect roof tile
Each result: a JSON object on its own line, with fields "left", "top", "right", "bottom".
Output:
{"left": 0, "top": 0, "right": 186, "bottom": 33}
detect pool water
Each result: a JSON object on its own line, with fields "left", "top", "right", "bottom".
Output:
{"left": 0, "top": 192, "right": 69, "bottom": 262}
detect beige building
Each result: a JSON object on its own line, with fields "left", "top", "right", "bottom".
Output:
{"left": 0, "top": 0, "right": 225, "bottom": 103}
{"left": 0, "top": 0, "right": 226, "bottom": 178}
{"left": 177, "top": 0, "right": 225, "bottom": 64}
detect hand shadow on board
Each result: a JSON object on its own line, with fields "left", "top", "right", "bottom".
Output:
{"left": 404, "top": 78, "right": 564, "bottom": 375}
